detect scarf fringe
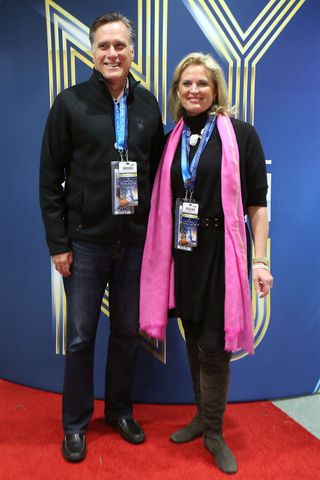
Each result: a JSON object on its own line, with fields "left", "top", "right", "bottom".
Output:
{"left": 141, "top": 325, "right": 166, "bottom": 341}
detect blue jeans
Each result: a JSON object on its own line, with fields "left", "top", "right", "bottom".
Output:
{"left": 62, "top": 240, "right": 144, "bottom": 434}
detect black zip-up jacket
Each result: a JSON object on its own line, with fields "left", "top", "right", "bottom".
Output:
{"left": 40, "top": 70, "right": 164, "bottom": 255}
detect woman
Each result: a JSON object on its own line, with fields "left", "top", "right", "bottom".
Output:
{"left": 139, "top": 53, "right": 273, "bottom": 474}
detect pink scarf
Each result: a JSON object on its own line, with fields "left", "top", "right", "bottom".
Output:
{"left": 139, "top": 114, "right": 254, "bottom": 354}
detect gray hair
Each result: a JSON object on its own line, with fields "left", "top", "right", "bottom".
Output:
{"left": 89, "top": 12, "right": 135, "bottom": 47}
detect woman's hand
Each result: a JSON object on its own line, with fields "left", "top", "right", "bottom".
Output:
{"left": 252, "top": 267, "right": 273, "bottom": 298}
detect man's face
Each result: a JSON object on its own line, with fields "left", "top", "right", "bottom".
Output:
{"left": 92, "top": 21, "right": 134, "bottom": 85}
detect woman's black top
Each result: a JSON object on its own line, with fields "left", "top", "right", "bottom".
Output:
{"left": 170, "top": 111, "right": 267, "bottom": 328}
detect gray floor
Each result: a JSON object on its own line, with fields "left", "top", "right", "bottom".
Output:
{"left": 273, "top": 394, "right": 320, "bottom": 439}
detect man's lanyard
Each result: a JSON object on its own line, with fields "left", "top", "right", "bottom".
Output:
{"left": 114, "top": 79, "right": 129, "bottom": 161}
{"left": 181, "top": 116, "right": 216, "bottom": 199}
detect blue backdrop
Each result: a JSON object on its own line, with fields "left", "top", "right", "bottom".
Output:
{"left": 0, "top": 0, "right": 319, "bottom": 402}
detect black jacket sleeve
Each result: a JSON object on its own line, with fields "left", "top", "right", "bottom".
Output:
{"left": 39, "top": 93, "right": 72, "bottom": 255}
{"left": 149, "top": 114, "right": 165, "bottom": 186}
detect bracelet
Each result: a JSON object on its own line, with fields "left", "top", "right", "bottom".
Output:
{"left": 252, "top": 263, "right": 270, "bottom": 270}
{"left": 253, "top": 256, "right": 269, "bottom": 266}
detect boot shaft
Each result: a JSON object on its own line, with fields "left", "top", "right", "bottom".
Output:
{"left": 185, "top": 335, "right": 201, "bottom": 411}
{"left": 199, "top": 349, "right": 231, "bottom": 433}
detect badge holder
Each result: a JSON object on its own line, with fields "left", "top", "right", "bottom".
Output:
{"left": 118, "top": 161, "right": 138, "bottom": 207}
{"left": 111, "top": 161, "right": 135, "bottom": 215}
{"left": 174, "top": 198, "right": 199, "bottom": 251}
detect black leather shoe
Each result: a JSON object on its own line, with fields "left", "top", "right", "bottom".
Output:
{"left": 107, "top": 417, "right": 145, "bottom": 444}
{"left": 62, "top": 433, "right": 86, "bottom": 462}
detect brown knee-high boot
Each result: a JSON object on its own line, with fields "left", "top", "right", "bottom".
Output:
{"left": 199, "top": 348, "right": 237, "bottom": 474}
{"left": 170, "top": 336, "right": 203, "bottom": 443}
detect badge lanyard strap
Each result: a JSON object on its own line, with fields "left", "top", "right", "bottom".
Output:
{"left": 181, "top": 116, "right": 216, "bottom": 200}
{"left": 114, "top": 81, "right": 129, "bottom": 162}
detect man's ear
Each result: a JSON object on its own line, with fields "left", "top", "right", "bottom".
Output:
{"left": 91, "top": 44, "right": 96, "bottom": 62}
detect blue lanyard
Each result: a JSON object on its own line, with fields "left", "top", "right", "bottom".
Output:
{"left": 181, "top": 116, "right": 216, "bottom": 193}
{"left": 114, "top": 81, "right": 129, "bottom": 154}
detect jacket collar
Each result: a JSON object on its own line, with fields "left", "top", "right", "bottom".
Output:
{"left": 90, "top": 68, "right": 140, "bottom": 101}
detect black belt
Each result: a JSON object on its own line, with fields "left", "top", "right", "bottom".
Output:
{"left": 198, "top": 216, "right": 224, "bottom": 229}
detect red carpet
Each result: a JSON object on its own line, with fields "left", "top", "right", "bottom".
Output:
{"left": 0, "top": 380, "right": 319, "bottom": 479}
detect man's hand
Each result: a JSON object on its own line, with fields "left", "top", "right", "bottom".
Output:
{"left": 51, "top": 251, "right": 73, "bottom": 277}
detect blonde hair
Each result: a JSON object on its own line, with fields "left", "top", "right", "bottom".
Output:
{"left": 168, "top": 52, "right": 233, "bottom": 122}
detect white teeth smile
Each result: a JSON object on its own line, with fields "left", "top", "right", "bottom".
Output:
{"left": 105, "top": 63, "right": 120, "bottom": 67}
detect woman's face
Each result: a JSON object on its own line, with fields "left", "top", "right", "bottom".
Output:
{"left": 177, "top": 64, "right": 215, "bottom": 116}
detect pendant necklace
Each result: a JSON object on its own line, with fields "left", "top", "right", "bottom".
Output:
{"left": 189, "top": 128, "right": 204, "bottom": 146}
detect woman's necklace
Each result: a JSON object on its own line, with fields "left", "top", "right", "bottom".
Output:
{"left": 189, "top": 128, "right": 204, "bottom": 146}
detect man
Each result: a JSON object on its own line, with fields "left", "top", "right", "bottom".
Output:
{"left": 39, "top": 12, "right": 164, "bottom": 462}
